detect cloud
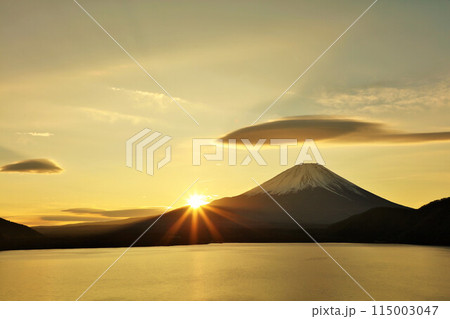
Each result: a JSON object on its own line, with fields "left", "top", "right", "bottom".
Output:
{"left": 39, "top": 215, "right": 108, "bottom": 223}
{"left": 0, "top": 158, "right": 63, "bottom": 174}
{"left": 2, "top": 215, "right": 109, "bottom": 227}
{"left": 79, "top": 107, "right": 153, "bottom": 124}
{"left": 220, "top": 116, "right": 450, "bottom": 144}
{"left": 111, "top": 87, "right": 191, "bottom": 111}
{"left": 16, "top": 132, "right": 53, "bottom": 137}
{"left": 62, "top": 207, "right": 167, "bottom": 218}
{"left": 61, "top": 208, "right": 105, "bottom": 214}
{"left": 316, "top": 81, "right": 449, "bottom": 114}
{"left": 7, "top": 207, "right": 167, "bottom": 227}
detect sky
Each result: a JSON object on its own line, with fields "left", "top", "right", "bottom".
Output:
{"left": 0, "top": 0, "right": 449, "bottom": 226}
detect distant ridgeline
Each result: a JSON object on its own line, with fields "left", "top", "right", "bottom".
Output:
{"left": 1, "top": 197, "right": 449, "bottom": 251}
{"left": 1, "top": 164, "right": 449, "bottom": 250}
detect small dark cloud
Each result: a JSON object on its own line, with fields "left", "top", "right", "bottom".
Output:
{"left": 62, "top": 207, "right": 166, "bottom": 218}
{"left": 0, "top": 158, "right": 63, "bottom": 174}
{"left": 62, "top": 208, "right": 105, "bottom": 214}
{"left": 220, "top": 116, "right": 450, "bottom": 144}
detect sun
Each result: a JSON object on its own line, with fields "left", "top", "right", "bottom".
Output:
{"left": 187, "top": 194, "right": 209, "bottom": 209}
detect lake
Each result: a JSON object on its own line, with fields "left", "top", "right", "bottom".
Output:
{"left": 0, "top": 243, "right": 449, "bottom": 300}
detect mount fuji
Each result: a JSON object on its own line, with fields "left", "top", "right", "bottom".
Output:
{"left": 18, "top": 163, "right": 443, "bottom": 250}
{"left": 210, "top": 163, "right": 405, "bottom": 226}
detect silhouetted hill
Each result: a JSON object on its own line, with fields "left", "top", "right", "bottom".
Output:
{"left": 419, "top": 197, "right": 450, "bottom": 213}
{"left": 2, "top": 196, "right": 449, "bottom": 250}
{"left": 34, "top": 216, "right": 146, "bottom": 238}
{"left": 327, "top": 198, "right": 450, "bottom": 245}
{"left": 30, "top": 197, "right": 450, "bottom": 249}
{"left": 33, "top": 205, "right": 315, "bottom": 248}
{"left": 0, "top": 217, "right": 44, "bottom": 250}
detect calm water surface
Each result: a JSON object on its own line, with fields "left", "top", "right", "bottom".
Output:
{"left": 0, "top": 243, "right": 449, "bottom": 300}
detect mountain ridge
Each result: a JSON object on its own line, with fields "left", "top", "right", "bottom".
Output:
{"left": 211, "top": 163, "right": 405, "bottom": 226}
{"left": 1, "top": 165, "right": 448, "bottom": 250}
{"left": 0, "top": 217, "right": 44, "bottom": 250}
{"left": 1, "top": 197, "right": 448, "bottom": 250}
{"left": 246, "top": 163, "right": 367, "bottom": 197}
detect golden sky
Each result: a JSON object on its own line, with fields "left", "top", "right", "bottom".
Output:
{"left": 1, "top": 0, "right": 449, "bottom": 226}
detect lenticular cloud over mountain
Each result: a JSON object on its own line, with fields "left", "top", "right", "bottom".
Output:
{"left": 219, "top": 116, "right": 450, "bottom": 144}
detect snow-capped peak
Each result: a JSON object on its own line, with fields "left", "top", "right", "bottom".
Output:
{"left": 247, "top": 163, "right": 365, "bottom": 196}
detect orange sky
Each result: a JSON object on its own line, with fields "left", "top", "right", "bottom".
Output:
{"left": 1, "top": 0, "right": 449, "bottom": 226}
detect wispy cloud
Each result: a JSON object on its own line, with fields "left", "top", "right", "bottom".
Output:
{"left": 79, "top": 107, "right": 153, "bottom": 124}
{"left": 62, "top": 207, "right": 167, "bottom": 218}
{"left": 0, "top": 158, "right": 63, "bottom": 174}
{"left": 16, "top": 132, "right": 54, "bottom": 137}
{"left": 220, "top": 116, "right": 450, "bottom": 145}
{"left": 4, "top": 215, "right": 110, "bottom": 227}
{"left": 110, "top": 87, "right": 193, "bottom": 112}
{"left": 316, "top": 81, "right": 449, "bottom": 114}
{"left": 7, "top": 206, "right": 168, "bottom": 227}
{"left": 39, "top": 215, "right": 108, "bottom": 223}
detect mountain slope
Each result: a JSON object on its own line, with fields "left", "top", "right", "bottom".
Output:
{"left": 211, "top": 164, "right": 404, "bottom": 226}
{"left": 0, "top": 218, "right": 44, "bottom": 250}
{"left": 327, "top": 197, "right": 450, "bottom": 245}
{"left": 5, "top": 164, "right": 447, "bottom": 250}
{"left": 31, "top": 197, "right": 449, "bottom": 249}
{"left": 246, "top": 163, "right": 369, "bottom": 196}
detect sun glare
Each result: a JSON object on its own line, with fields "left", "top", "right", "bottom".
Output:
{"left": 187, "top": 194, "right": 209, "bottom": 209}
